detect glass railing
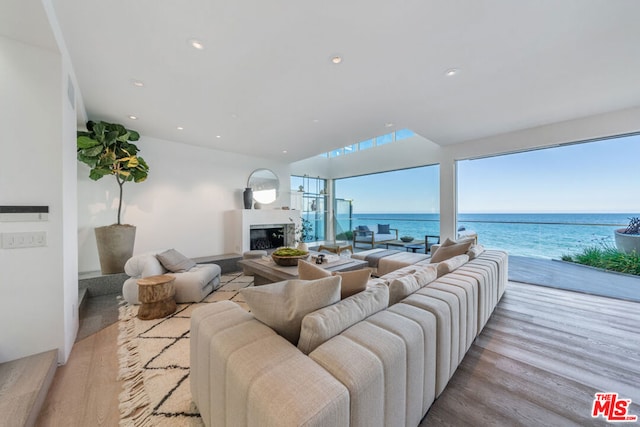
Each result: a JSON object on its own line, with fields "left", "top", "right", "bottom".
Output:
{"left": 337, "top": 213, "right": 629, "bottom": 259}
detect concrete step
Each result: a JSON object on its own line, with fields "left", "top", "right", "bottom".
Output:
{"left": 0, "top": 350, "right": 57, "bottom": 427}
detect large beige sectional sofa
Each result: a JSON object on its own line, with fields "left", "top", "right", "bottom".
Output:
{"left": 190, "top": 246, "right": 508, "bottom": 427}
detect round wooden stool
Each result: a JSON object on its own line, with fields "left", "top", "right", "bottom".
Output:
{"left": 137, "top": 274, "right": 177, "bottom": 320}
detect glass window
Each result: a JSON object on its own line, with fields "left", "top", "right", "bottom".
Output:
{"left": 359, "top": 139, "right": 374, "bottom": 150}
{"left": 343, "top": 144, "right": 358, "bottom": 154}
{"left": 318, "top": 152, "right": 329, "bottom": 158}
{"left": 375, "top": 133, "right": 394, "bottom": 146}
{"left": 395, "top": 129, "right": 415, "bottom": 140}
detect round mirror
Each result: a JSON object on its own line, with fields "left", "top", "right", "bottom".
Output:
{"left": 247, "top": 168, "right": 279, "bottom": 204}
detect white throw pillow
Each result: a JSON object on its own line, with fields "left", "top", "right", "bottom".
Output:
{"left": 297, "top": 282, "right": 389, "bottom": 354}
{"left": 389, "top": 274, "right": 420, "bottom": 306}
{"left": 240, "top": 276, "right": 341, "bottom": 344}
{"left": 436, "top": 254, "right": 470, "bottom": 277}
{"left": 467, "top": 244, "right": 485, "bottom": 260}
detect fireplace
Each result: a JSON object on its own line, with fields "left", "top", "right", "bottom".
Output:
{"left": 250, "top": 224, "right": 291, "bottom": 250}
{"left": 228, "top": 210, "right": 300, "bottom": 254}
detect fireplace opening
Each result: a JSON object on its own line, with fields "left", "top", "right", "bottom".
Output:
{"left": 250, "top": 225, "right": 290, "bottom": 250}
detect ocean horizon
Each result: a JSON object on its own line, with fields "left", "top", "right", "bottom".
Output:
{"left": 335, "top": 212, "right": 637, "bottom": 259}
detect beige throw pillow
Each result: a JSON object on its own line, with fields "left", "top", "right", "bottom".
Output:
{"left": 298, "top": 260, "right": 370, "bottom": 299}
{"left": 436, "top": 254, "right": 470, "bottom": 277}
{"left": 430, "top": 239, "right": 473, "bottom": 263}
{"left": 298, "top": 259, "right": 331, "bottom": 280}
{"left": 333, "top": 269, "right": 371, "bottom": 299}
{"left": 297, "top": 282, "right": 389, "bottom": 354}
{"left": 156, "top": 248, "right": 196, "bottom": 273}
{"left": 389, "top": 274, "right": 420, "bottom": 306}
{"left": 240, "top": 276, "right": 341, "bottom": 344}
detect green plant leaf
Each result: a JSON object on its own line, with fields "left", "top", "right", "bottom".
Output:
{"left": 77, "top": 135, "right": 100, "bottom": 149}
{"left": 129, "top": 130, "right": 140, "bottom": 141}
{"left": 89, "top": 167, "right": 111, "bottom": 180}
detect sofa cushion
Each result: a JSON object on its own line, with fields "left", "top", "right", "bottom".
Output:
{"left": 240, "top": 277, "right": 341, "bottom": 344}
{"left": 334, "top": 268, "right": 371, "bottom": 298}
{"left": 388, "top": 265, "right": 437, "bottom": 306}
{"left": 297, "top": 282, "right": 389, "bottom": 354}
{"left": 436, "top": 254, "right": 470, "bottom": 278}
{"left": 156, "top": 248, "right": 197, "bottom": 272}
{"left": 430, "top": 240, "right": 473, "bottom": 263}
{"left": 299, "top": 260, "right": 370, "bottom": 299}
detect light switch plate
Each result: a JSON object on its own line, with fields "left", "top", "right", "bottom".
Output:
{"left": 1, "top": 232, "right": 47, "bottom": 248}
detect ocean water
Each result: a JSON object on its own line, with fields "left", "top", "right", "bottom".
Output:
{"left": 338, "top": 213, "right": 635, "bottom": 259}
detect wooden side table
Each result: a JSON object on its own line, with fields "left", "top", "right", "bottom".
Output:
{"left": 137, "top": 274, "right": 177, "bottom": 320}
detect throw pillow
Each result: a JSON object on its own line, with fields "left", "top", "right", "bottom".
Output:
{"left": 436, "top": 254, "right": 470, "bottom": 277}
{"left": 378, "top": 224, "right": 390, "bottom": 234}
{"left": 388, "top": 274, "right": 420, "bottom": 306}
{"left": 333, "top": 268, "right": 371, "bottom": 299}
{"left": 297, "top": 282, "right": 389, "bottom": 355}
{"left": 357, "top": 225, "right": 370, "bottom": 231}
{"left": 239, "top": 276, "right": 341, "bottom": 345}
{"left": 156, "top": 248, "right": 196, "bottom": 273}
{"left": 467, "top": 244, "right": 485, "bottom": 260}
{"left": 298, "top": 260, "right": 331, "bottom": 280}
{"left": 430, "top": 239, "right": 473, "bottom": 263}
{"left": 413, "top": 264, "right": 438, "bottom": 287}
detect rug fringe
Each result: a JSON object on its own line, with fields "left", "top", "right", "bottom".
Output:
{"left": 117, "top": 302, "right": 152, "bottom": 426}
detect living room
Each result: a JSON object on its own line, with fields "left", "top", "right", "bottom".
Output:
{"left": 2, "top": 0, "right": 640, "bottom": 425}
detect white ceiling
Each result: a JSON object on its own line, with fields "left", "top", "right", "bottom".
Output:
{"left": 26, "top": 1, "right": 640, "bottom": 160}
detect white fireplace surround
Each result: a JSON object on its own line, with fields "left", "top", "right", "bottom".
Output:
{"left": 227, "top": 209, "right": 301, "bottom": 254}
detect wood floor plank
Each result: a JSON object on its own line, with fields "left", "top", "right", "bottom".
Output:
{"left": 35, "top": 323, "right": 120, "bottom": 427}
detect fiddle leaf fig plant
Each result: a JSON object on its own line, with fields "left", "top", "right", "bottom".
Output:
{"left": 77, "top": 120, "right": 149, "bottom": 225}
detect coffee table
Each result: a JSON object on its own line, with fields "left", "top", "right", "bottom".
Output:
{"left": 238, "top": 254, "right": 369, "bottom": 286}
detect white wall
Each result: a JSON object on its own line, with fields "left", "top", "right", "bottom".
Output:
{"left": 78, "top": 136, "right": 291, "bottom": 272}
{"left": 0, "top": 35, "right": 72, "bottom": 363}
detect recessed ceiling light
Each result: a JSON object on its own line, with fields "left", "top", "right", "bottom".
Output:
{"left": 188, "top": 39, "right": 204, "bottom": 50}
{"left": 312, "top": 119, "right": 319, "bottom": 123}
{"left": 282, "top": 150, "right": 288, "bottom": 154}
{"left": 131, "top": 79, "right": 144, "bottom": 87}
{"left": 216, "top": 135, "right": 221, "bottom": 139}
{"left": 330, "top": 55, "right": 343, "bottom": 64}
{"left": 231, "top": 113, "right": 239, "bottom": 119}
{"left": 128, "top": 115, "right": 138, "bottom": 120}
{"left": 445, "top": 68, "right": 459, "bottom": 76}
{"left": 384, "top": 122, "right": 394, "bottom": 128}
{"left": 177, "top": 126, "right": 184, "bottom": 130}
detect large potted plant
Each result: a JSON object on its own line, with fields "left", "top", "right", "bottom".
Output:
{"left": 614, "top": 217, "right": 640, "bottom": 254}
{"left": 77, "top": 120, "right": 150, "bottom": 274}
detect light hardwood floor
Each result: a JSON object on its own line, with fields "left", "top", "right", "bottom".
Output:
{"left": 36, "top": 322, "right": 120, "bottom": 426}
{"left": 37, "top": 281, "right": 640, "bottom": 426}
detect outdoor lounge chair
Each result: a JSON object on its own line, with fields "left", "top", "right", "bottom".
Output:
{"left": 353, "top": 224, "right": 398, "bottom": 249}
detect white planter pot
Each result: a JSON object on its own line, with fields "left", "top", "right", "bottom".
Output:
{"left": 614, "top": 229, "right": 640, "bottom": 254}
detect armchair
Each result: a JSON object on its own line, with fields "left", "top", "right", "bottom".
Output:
{"left": 353, "top": 224, "right": 398, "bottom": 249}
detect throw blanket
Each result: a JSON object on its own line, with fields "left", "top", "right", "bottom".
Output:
{"left": 364, "top": 249, "right": 401, "bottom": 268}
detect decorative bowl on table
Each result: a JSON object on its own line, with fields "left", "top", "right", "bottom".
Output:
{"left": 271, "top": 247, "right": 310, "bottom": 266}
{"left": 400, "top": 236, "right": 414, "bottom": 242}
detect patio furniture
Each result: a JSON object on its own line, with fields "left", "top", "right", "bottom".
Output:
{"left": 353, "top": 224, "right": 398, "bottom": 249}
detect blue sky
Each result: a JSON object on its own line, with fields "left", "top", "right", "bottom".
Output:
{"left": 334, "top": 133, "right": 640, "bottom": 214}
